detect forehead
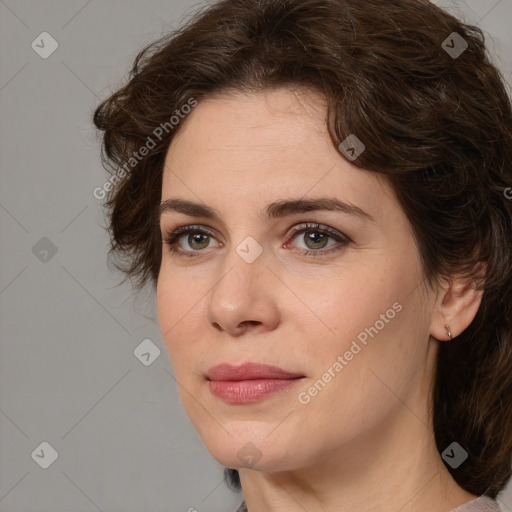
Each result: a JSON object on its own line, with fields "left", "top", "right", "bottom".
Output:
{"left": 166, "top": 88, "right": 327, "bottom": 161}
{"left": 161, "top": 88, "right": 394, "bottom": 214}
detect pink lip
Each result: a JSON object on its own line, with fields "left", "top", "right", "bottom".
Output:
{"left": 206, "top": 363, "right": 305, "bottom": 403}
{"left": 206, "top": 362, "right": 304, "bottom": 381}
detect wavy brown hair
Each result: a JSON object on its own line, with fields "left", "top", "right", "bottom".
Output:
{"left": 93, "top": 0, "right": 512, "bottom": 499}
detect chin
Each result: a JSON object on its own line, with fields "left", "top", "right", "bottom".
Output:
{"left": 196, "top": 426, "right": 302, "bottom": 472}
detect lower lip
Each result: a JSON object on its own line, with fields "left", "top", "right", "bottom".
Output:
{"left": 208, "top": 378, "right": 303, "bottom": 403}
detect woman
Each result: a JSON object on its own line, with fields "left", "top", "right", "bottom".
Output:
{"left": 92, "top": 0, "right": 512, "bottom": 510}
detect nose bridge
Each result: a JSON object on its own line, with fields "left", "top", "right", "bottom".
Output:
{"left": 215, "top": 234, "right": 267, "bottom": 297}
{"left": 206, "top": 233, "right": 273, "bottom": 331}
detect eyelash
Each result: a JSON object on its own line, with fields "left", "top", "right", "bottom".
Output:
{"left": 161, "top": 223, "right": 351, "bottom": 259}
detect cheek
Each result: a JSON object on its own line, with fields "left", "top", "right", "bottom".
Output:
{"left": 292, "top": 309, "right": 423, "bottom": 456}
{"left": 155, "top": 270, "right": 215, "bottom": 392}
{"left": 309, "top": 290, "right": 426, "bottom": 414}
{"left": 156, "top": 274, "right": 194, "bottom": 361}
{"left": 300, "top": 266, "right": 402, "bottom": 359}
{"left": 298, "top": 258, "right": 424, "bottom": 401}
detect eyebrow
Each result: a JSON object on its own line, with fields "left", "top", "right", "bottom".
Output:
{"left": 159, "top": 197, "right": 375, "bottom": 222}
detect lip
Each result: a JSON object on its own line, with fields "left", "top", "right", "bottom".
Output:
{"left": 206, "top": 362, "right": 304, "bottom": 381}
{"left": 206, "top": 362, "right": 305, "bottom": 404}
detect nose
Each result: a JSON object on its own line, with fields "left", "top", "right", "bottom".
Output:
{"left": 206, "top": 246, "right": 280, "bottom": 337}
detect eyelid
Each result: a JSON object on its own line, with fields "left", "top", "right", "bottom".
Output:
{"left": 286, "top": 222, "right": 352, "bottom": 243}
{"left": 162, "top": 224, "right": 221, "bottom": 246}
{"left": 162, "top": 222, "right": 349, "bottom": 241}
{"left": 161, "top": 222, "right": 351, "bottom": 257}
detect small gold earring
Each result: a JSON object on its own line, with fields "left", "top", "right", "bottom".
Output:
{"left": 445, "top": 324, "right": 453, "bottom": 341}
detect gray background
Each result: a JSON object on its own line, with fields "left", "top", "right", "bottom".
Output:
{"left": 0, "top": 0, "right": 511, "bottom": 511}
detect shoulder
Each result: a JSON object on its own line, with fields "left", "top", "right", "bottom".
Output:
{"left": 451, "top": 496, "right": 502, "bottom": 512}
{"left": 232, "top": 496, "right": 502, "bottom": 512}
{"left": 234, "top": 500, "right": 247, "bottom": 512}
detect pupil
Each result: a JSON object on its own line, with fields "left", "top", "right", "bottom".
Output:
{"left": 306, "top": 231, "right": 327, "bottom": 249}
{"left": 190, "top": 233, "right": 209, "bottom": 249}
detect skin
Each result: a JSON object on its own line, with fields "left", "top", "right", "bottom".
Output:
{"left": 156, "top": 87, "right": 484, "bottom": 512}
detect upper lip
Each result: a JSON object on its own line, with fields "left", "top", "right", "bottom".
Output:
{"left": 206, "top": 362, "right": 304, "bottom": 381}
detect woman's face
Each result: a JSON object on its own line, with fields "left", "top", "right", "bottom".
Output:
{"left": 156, "top": 87, "right": 440, "bottom": 473}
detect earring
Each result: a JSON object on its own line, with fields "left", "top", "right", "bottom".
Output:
{"left": 445, "top": 324, "right": 453, "bottom": 341}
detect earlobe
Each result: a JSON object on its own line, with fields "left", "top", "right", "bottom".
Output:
{"left": 430, "top": 271, "right": 485, "bottom": 342}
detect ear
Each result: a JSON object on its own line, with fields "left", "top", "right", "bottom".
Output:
{"left": 430, "top": 264, "right": 486, "bottom": 342}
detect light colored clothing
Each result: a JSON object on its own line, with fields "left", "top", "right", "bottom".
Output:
{"left": 451, "top": 496, "right": 502, "bottom": 512}
{"left": 234, "top": 495, "right": 502, "bottom": 512}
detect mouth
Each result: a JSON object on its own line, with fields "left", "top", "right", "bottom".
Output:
{"left": 206, "top": 362, "right": 305, "bottom": 403}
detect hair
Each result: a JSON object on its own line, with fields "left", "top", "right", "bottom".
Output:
{"left": 92, "top": 0, "right": 512, "bottom": 499}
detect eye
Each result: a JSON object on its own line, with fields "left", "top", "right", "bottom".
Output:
{"left": 161, "top": 222, "right": 351, "bottom": 259}
{"left": 162, "top": 225, "right": 219, "bottom": 258}
{"left": 285, "top": 223, "right": 350, "bottom": 258}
